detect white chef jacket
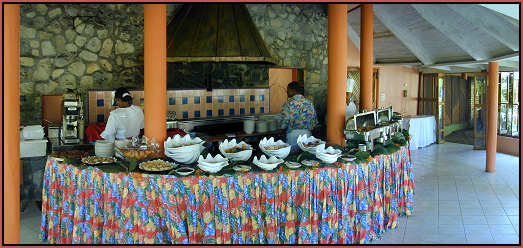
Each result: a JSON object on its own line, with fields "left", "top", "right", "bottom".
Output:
{"left": 100, "top": 105, "right": 144, "bottom": 141}
{"left": 345, "top": 100, "right": 358, "bottom": 122}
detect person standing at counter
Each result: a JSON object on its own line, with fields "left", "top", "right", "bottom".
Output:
{"left": 280, "top": 81, "right": 318, "bottom": 152}
{"left": 100, "top": 87, "right": 144, "bottom": 141}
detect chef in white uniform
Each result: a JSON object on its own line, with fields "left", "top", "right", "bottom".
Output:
{"left": 345, "top": 77, "right": 358, "bottom": 122}
{"left": 100, "top": 87, "right": 144, "bottom": 141}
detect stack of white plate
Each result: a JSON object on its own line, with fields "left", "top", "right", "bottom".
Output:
{"left": 315, "top": 144, "right": 342, "bottom": 164}
{"left": 197, "top": 154, "right": 229, "bottom": 173}
{"left": 95, "top": 140, "right": 115, "bottom": 157}
{"left": 253, "top": 155, "right": 284, "bottom": 171}
{"left": 164, "top": 134, "right": 205, "bottom": 164}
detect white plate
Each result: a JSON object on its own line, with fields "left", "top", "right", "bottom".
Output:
{"left": 341, "top": 155, "right": 356, "bottom": 162}
{"left": 175, "top": 167, "right": 195, "bottom": 176}
{"left": 232, "top": 165, "right": 251, "bottom": 172}
{"left": 285, "top": 161, "right": 301, "bottom": 169}
{"left": 301, "top": 159, "right": 318, "bottom": 167}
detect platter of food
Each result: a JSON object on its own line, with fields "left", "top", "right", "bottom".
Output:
{"left": 264, "top": 144, "right": 289, "bottom": 150}
{"left": 224, "top": 144, "right": 250, "bottom": 153}
{"left": 50, "top": 150, "right": 90, "bottom": 161}
{"left": 175, "top": 167, "right": 195, "bottom": 176}
{"left": 81, "top": 156, "right": 117, "bottom": 165}
{"left": 232, "top": 164, "right": 251, "bottom": 172}
{"left": 139, "top": 159, "right": 177, "bottom": 172}
{"left": 284, "top": 161, "right": 301, "bottom": 169}
{"left": 301, "top": 159, "right": 319, "bottom": 167}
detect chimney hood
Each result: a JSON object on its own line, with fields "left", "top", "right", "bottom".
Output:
{"left": 167, "top": 4, "right": 276, "bottom": 64}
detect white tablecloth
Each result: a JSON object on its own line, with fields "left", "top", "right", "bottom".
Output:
{"left": 402, "top": 115, "right": 437, "bottom": 149}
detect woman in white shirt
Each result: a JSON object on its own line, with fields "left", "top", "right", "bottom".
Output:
{"left": 100, "top": 87, "right": 144, "bottom": 141}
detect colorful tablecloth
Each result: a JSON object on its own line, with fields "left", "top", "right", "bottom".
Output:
{"left": 41, "top": 146, "right": 414, "bottom": 244}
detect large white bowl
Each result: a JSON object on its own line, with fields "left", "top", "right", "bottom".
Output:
{"left": 315, "top": 144, "right": 342, "bottom": 164}
{"left": 164, "top": 134, "right": 205, "bottom": 164}
{"left": 259, "top": 137, "right": 291, "bottom": 159}
{"left": 197, "top": 154, "right": 229, "bottom": 173}
{"left": 297, "top": 134, "right": 326, "bottom": 153}
{"left": 219, "top": 139, "right": 253, "bottom": 162}
{"left": 252, "top": 155, "right": 284, "bottom": 171}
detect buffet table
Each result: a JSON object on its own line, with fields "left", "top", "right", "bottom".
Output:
{"left": 40, "top": 146, "right": 414, "bottom": 244}
{"left": 401, "top": 115, "right": 437, "bottom": 149}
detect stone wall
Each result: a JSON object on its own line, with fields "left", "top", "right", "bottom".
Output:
{"left": 19, "top": 4, "right": 329, "bottom": 125}
{"left": 246, "top": 4, "right": 329, "bottom": 121}
{"left": 19, "top": 4, "right": 144, "bottom": 124}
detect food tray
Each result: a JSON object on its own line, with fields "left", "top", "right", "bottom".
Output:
{"left": 81, "top": 156, "right": 117, "bottom": 165}
{"left": 139, "top": 159, "right": 177, "bottom": 172}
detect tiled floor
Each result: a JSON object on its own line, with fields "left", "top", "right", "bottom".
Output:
{"left": 371, "top": 142, "right": 520, "bottom": 244}
{"left": 20, "top": 142, "right": 519, "bottom": 244}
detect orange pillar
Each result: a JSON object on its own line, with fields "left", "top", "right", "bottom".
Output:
{"left": 486, "top": 62, "right": 498, "bottom": 172}
{"left": 327, "top": 4, "right": 347, "bottom": 146}
{"left": 144, "top": 4, "right": 167, "bottom": 149}
{"left": 360, "top": 4, "right": 374, "bottom": 111}
{"left": 4, "top": 4, "right": 21, "bottom": 244}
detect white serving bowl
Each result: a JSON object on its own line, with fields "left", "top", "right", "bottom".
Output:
{"left": 218, "top": 139, "right": 253, "bottom": 162}
{"left": 297, "top": 134, "right": 326, "bottom": 153}
{"left": 315, "top": 144, "right": 342, "bottom": 164}
{"left": 259, "top": 137, "right": 291, "bottom": 159}
{"left": 164, "top": 134, "right": 205, "bottom": 164}
{"left": 252, "top": 155, "right": 284, "bottom": 171}
{"left": 197, "top": 154, "right": 229, "bottom": 173}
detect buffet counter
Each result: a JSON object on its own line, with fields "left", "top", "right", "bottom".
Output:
{"left": 40, "top": 145, "right": 414, "bottom": 244}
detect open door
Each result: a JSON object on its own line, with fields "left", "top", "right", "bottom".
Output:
{"left": 471, "top": 73, "right": 488, "bottom": 150}
{"left": 418, "top": 73, "right": 442, "bottom": 142}
{"left": 437, "top": 75, "right": 445, "bottom": 143}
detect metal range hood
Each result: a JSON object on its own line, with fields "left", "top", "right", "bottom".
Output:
{"left": 167, "top": 4, "right": 276, "bottom": 64}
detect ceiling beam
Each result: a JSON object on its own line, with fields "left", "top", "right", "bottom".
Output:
{"left": 423, "top": 52, "right": 519, "bottom": 67}
{"left": 447, "top": 4, "right": 519, "bottom": 51}
{"left": 480, "top": 4, "right": 519, "bottom": 20}
{"left": 412, "top": 4, "right": 492, "bottom": 61}
{"left": 374, "top": 5, "right": 435, "bottom": 65}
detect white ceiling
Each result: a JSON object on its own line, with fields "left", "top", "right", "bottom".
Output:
{"left": 347, "top": 4, "right": 520, "bottom": 73}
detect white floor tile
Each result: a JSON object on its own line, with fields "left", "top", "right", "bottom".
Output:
{"left": 462, "top": 215, "right": 487, "bottom": 225}
{"left": 489, "top": 224, "right": 516, "bottom": 234}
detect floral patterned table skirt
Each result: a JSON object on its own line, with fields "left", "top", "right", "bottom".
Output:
{"left": 41, "top": 146, "right": 414, "bottom": 244}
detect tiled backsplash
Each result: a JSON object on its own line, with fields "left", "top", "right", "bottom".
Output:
{"left": 88, "top": 88, "right": 270, "bottom": 124}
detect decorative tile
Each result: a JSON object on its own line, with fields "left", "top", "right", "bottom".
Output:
{"left": 140, "top": 98, "right": 144, "bottom": 105}
{"left": 194, "top": 110, "right": 200, "bottom": 118}
{"left": 250, "top": 95, "right": 255, "bottom": 101}
{"left": 182, "top": 111, "right": 188, "bottom": 119}
{"left": 250, "top": 107, "right": 255, "bottom": 114}
{"left": 97, "top": 114, "right": 104, "bottom": 123}
{"left": 229, "top": 108, "right": 235, "bottom": 115}
{"left": 240, "top": 108, "right": 245, "bottom": 115}
{"left": 182, "top": 97, "right": 188, "bottom": 104}
{"left": 218, "top": 109, "right": 224, "bottom": 116}
{"left": 206, "top": 96, "right": 212, "bottom": 103}
{"left": 96, "top": 99, "right": 104, "bottom": 107}
{"left": 260, "top": 107, "right": 265, "bottom": 113}
{"left": 229, "top": 96, "right": 235, "bottom": 102}
{"left": 206, "top": 110, "right": 212, "bottom": 117}
{"left": 259, "top": 95, "right": 265, "bottom": 102}
{"left": 194, "top": 96, "right": 200, "bottom": 104}
{"left": 169, "top": 97, "right": 176, "bottom": 105}
{"left": 240, "top": 95, "right": 245, "bottom": 102}
{"left": 218, "top": 96, "right": 224, "bottom": 103}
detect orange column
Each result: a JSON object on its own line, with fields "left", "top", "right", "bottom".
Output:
{"left": 360, "top": 4, "right": 374, "bottom": 111}
{"left": 486, "top": 62, "right": 498, "bottom": 172}
{"left": 144, "top": 4, "right": 167, "bottom": 149}
{"left": 327, "top": 4, "right": 347, "bottom": 146}
{"left": 4, "top": 4, "right": 21, "bottom": 244}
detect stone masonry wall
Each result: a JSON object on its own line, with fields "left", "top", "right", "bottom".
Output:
{"left": 19, "top": 4, "right": 329, "bottom": 125}
{"left": 20, "top": 4, "right": 144, "bottom": 124}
